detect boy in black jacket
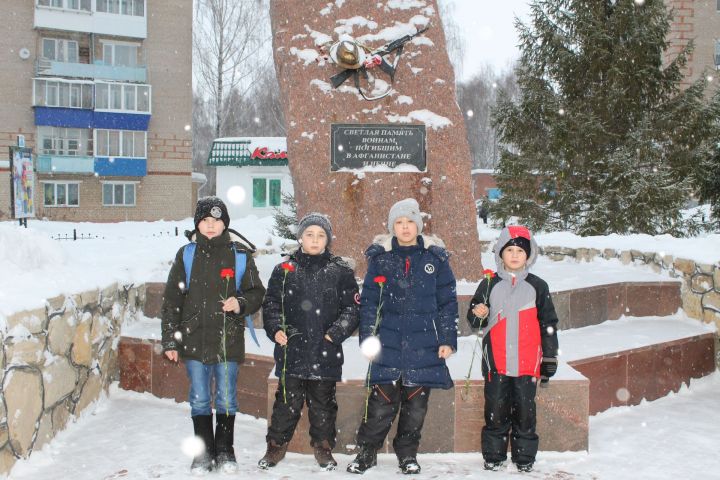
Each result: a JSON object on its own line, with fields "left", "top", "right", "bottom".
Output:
{"left": 259, "top": 213, "right": 359, "bottom": 471}
{"left": 467, "top": 225, "right": 559, "bottom": 473}
{"left": 161, "top": 197, "right": 265, "bottom": 475}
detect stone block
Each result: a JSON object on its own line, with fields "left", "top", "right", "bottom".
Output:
{"left": 569, "top": 286, "right": 607, "bottom": 329}
{"left": 691, "top": 273, "right": 714, "bottom": 294}
{"left": 143, "top": 282, "right": 166, "bottom": 319}
{"left": 71, "top": 313, "right": 93, "bottom": 367}
{"left": 702, "top": 308, "right": 720, "bottom": 329}
{"left": 673, "top": 258, "right": 696, "bottom": 275}
{"left": 3, "top": 368, "right": 43, "bottom": 457}
{"left": 33, "top": 413, "right": 53, "bottom": 452}
{"left": 551, "top": 291, "right": 571, "bottom": 330}
{"left": 701, "top": 290, "right": 720, "bottom": 314}
{"left": 0, "top": 446, "right": 16, "bottom": 476}
{"left": 75, "top": 370, "right": 103, "bottom": 415}
{"left": 5, "top": 336, "right": 44, "bottom": 367}
{"left": 619, "top": 251, "right": 632, "bottom": 265}
{"left": 45, "top": 293, "right": 67, "bottom": 314}
{"left": 118, "top": 338, "right": 153, "bottom": 393}
{"left": 602, "top": 248, "right": 617, "bottom": 259}
{"left": 680, "top": 335, "right": 716, "bottom": 379}
{"left": 100, "top": 282, "right": 119, "bottom": 314}
{"left": 697, "top": 263, "right": 715, "bottom": 274}
{"left": 606, "top": 284, "right": 627, "bottom": 320}
{"left": 42, "top": 357, "right": 78, "bottom": 407}
{"left": 655, "top": 342, "right": 685, "bottom": 396}
{"left": 570, "top": 355, "right": 627, "bottom": 415}
{"left": 5, "top": 307, "right": 46, "bottom": 335}
{"left": 681, "top": 287, "right": 703, "bottom": 319}
{"left": 0, "top": 425, "right": 7, "bottom": 450}
{"left": 626, "top": 346, "right": 659, "bottom": 403}
{"left": 713, "top": 268, "right": 720, "bottom": 290}
{"left": 47, "top": 311, "right": 76, "bottom": 356}
{"left": 51, "top": 399, "right": 73, "bottom": 435}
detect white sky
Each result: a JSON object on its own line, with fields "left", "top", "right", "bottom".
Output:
{"left": 440, "top": 0, "right": 532, "bottom": 80}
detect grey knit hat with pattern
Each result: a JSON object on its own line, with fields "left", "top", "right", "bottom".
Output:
{"left": 297, "top": 212, "right": 333, "bottom": 247}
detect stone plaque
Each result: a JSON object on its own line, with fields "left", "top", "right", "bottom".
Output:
{"left": 331, "top": 124, "right": 426, "bottom": 171}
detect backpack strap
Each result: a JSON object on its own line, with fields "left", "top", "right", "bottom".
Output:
{"left": 231, "top": 244, "right": 259, "bottom": 348}
{"left": 182, "top": 243, "right": 196, "bottom": 291}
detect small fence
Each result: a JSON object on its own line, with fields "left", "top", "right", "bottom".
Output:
{"left": 51, "top": 227, "right": 180, "bottom": 241}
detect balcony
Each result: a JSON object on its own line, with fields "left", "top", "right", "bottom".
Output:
{"left": 94, "top": 157, "right": 147, "bottom": 177}
{"left": 35, "top": 5, "right": 146, "bottom": 39}
{"left": 37, "top": 154, "right": 95, "bottom": 174}
{"left": 36, "top": 59, "right": 147, "bottom": 83}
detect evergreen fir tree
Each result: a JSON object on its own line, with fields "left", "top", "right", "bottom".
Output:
{"left": 491, "top": 0, "right": 720, "bottom": 235}
{"left": 272, "top": 192, "right": 298, "bottom": 240}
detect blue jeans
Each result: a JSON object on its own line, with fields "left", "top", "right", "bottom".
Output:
{"left": 185, "top": 360, "right": 239, "bottom": 416}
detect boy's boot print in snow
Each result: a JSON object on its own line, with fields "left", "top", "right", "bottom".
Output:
{"left": 191, "top": 415, "right": 215, "bottom": 475}
{"left": 214, "top": 414, "right": 238, "bottom": 473}
{"left": 313, "top": 439, "right": 338, "bottom": 470}
{"left": 346, "top": 445, "right": 377, "bottom": 474}
{"left": 399, "top": 457, "right": 421, "bottom": 474}
{"left": 258, "top": 440, "right": 288, "bottom": 469}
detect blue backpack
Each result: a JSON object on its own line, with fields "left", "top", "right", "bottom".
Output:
{"left": 182, "top": 243, "right": 260, "bottom": 347}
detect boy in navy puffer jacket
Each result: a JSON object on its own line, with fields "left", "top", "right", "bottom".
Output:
{"left": 347, "top": 198, "right": 458, "bottom": 476}
{"left": 467, "top": 226, "right": 559, "bottom": 473}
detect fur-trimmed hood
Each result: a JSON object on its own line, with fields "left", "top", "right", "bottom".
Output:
{"left": 366, "top": 233, "right": 450, "bottom": 262}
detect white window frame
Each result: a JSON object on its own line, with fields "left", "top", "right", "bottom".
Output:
{"left": 37, "top": 126, "right": 92, "bottom": 157}
{"left": 251, "top": 176, "right": 283, "bottom": 209}
{"left": 101, "top": 181, "right": 138, "bottom": 207}
{"left": 33, "top": 78, "right": 94, "bottom": 109}
{"left": 94, "top": 129, "right": 147, "bottom": 158}
{"left": 41, "top": 37, "right": 79, "bottom": 63}
{"left": 99, "top": 40, "right": 141, "bottom": 67}
{"left": 37, "top": 0, "right": 91, "bottom": 11}
{"left": 96, "top": 0, "right": 145, "bottom": 16}
{"left": 41, "top": 181, "right": 81, "bottom": 208}
{"left": 94, "top": 81, "right": 151, "bottom": 114}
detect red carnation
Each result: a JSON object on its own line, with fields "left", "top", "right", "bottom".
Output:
{"left": 483, "top": 269, "right": 495, "bottom": 278}
{"left": 281, "top": 262, "right": 295, "bottom": 272}
{"left": 373, "top": 275, "right": 387, "bottom": 285}
{"left": 220, "top": 268, "right": 234, "bottom": 279}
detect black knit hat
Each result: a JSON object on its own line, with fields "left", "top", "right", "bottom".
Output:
{"left": 296, "top": 212, "right": 333, "bottom": 247}
{"left": 194, "top": 196, "right": 230, "bottom": 230}
{"left": 500, "top": 236, "right": 531, "bottom": 258}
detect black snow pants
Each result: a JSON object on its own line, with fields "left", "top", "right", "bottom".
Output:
{"left": 356, "top": 383, "right": 430, "bottom": 459}
{"left": 266, "top": 377, "right": 338, "bottom": 447}
{"left": 482, "top": 373, "right": 538, "bottom": 465}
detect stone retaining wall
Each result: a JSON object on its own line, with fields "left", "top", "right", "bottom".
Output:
{"left": 0, "top": 283, "right": 144, "bottom": 474}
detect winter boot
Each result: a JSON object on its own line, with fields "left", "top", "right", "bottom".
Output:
{"left": 313, "top": 440, "right": 337, "bottom": 471}
{"left": 215, "top": 414, "right": 238, "bottom": 474}
{"left": 346, "top": 445, "right": 377, "bottom": 474}
{"left": 257, "top": 440, "right": 288, "bottom": 469}
{"left": 484, "top": 460, "right": 504, "bottom": 471}
{"left": 399, "top": 457, "right": 421, "bottom": 474}
{"left": 191, "top": 415, "right": 215, "bottom": 475}
{"left": 516, "top": 462, "right": 534, "bottom": 473}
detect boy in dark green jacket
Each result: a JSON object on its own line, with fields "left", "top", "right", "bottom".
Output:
{"left": 161, "top": 197, "right": 265, "bottom": 474}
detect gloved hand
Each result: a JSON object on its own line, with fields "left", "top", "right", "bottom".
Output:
{"left": 540, "top": 357, "right": 558, "bottom": 383}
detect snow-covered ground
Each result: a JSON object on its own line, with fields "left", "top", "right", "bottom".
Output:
{"left": 1, "top": 216, "right": 704, "bottom": 317}
{"left": 6, "top": 372, "right": 720, "bottom": 480}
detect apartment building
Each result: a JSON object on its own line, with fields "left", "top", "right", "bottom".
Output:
{"left": 666, "top": 1, "right": 720, "bottom": 85}
{"left": 0, "top": 0, "right": 193, "bottom": 222}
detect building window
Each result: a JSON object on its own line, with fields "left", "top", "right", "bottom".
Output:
{"left": 37, "top": 0, "right": 90, "bottom": 9}
{"left": 95, "top": 82, "right": 151, "bottom": 113}
{"left": 101, "top": 42, "right": 139, "bottom": 67}
{"left": 716, "top": 40, "right": 720, "bottom": 68}
{"left": 33, "top": 79, "right": 93, "bottom": 109}
{"left": 95, "top": 129, "right": 146, "bottom": 158}
{"left": 41, "top": 38, "right": 78, "bottom": 63}
{"left": 102, "top": 183, "right": 136, "bottom": 206}
{"left": 97, "top": 0, "right": 144, "bottom": 17}
{"left": 43, "top": 182, "right": 80, "bottom": 207}
{"left": 252, "top": 178, "right": 281, "bottom": 208}
{"left": 38, "top": 127, "right": 92, "bottom": 156}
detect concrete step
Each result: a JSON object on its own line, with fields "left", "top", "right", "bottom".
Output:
{"left": 118, "top": 311, "right": 716, "bottom": 454}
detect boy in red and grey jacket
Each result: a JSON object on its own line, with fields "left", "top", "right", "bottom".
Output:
{"left": 466, "top": 225, "right": 559, "bottom": 473}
